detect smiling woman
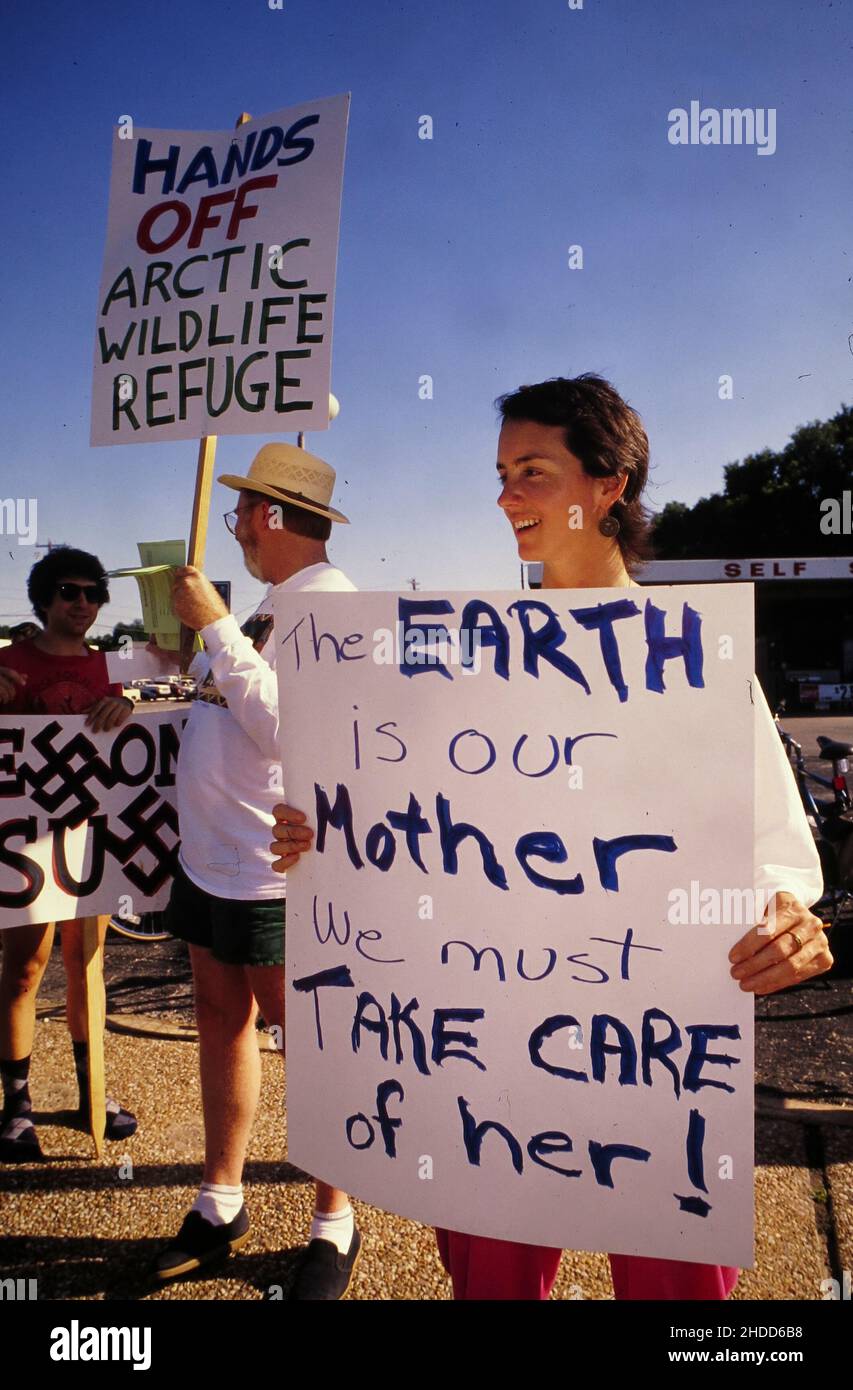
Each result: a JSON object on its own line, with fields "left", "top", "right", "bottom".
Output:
{"left": 270, "top": 371, "right": 831, "bottom": 1304}
{"left": 496, "top": 374, "right": 652, "bottom": 588}
{"left": 428, "top": 373, "right": 829, "bottom": 1300}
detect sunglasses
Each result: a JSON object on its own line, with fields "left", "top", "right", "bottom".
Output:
{"left": 56, "top": 582, "right": 105, "bottom": 604}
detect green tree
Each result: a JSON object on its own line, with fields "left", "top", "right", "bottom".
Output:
{"left": 651, "top": 404, "right": 853, "bottom": 558}
{"left": 97, "top": 618, "right": 149, "bottom": 650}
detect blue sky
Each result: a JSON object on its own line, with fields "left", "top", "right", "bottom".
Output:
{"left": 1, "top": 0, "right": 850, "bottom": 632}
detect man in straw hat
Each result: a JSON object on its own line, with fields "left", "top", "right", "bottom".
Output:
{"left": 153, "top": 442, "right": 361, "bottom": 1299}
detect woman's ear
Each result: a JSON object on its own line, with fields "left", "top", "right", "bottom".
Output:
{"left": 599, "top": 471, "right": 630, "bottom": 507}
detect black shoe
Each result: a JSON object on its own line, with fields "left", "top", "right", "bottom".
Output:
{"left": 154, "top": 1206, "right": 250, "bottom": 1281}
{"left": 289, "top": 1227, "right": 362, "bottom": 1300}
{"left": 0, "top": 1118, "right": 45, "bottom": 1164}
{"left": 76, "top": 1101, "right": 138, "bottom": 1142}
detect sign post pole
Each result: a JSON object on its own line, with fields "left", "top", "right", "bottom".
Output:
{"left": 82, "top": 916, "right": 108, "bottom": 1158}
{"left": 186, "top": 433, "right": 218, "bottom": 571}
{"left": 177, "top": 111, "right": 252, "bottom": 670}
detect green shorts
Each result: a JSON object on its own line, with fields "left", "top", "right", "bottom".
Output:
{"left": 164, "top": 863, "right": 286, "bottom": 967}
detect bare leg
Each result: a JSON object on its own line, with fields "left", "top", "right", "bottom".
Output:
{"left": 0, "top": 923, "right": 55, "bottom": 1059}
{"left": 191, "top": 945, "right": 259, "bottom": 1186}
{"left": 313, "top": 1179, "right": 351, "bottom": 1215}
{"left": 248, "top": 963, "right": 350, "bottom": 1215}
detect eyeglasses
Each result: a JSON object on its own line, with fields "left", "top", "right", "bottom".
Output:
{"left": 224, "top": 502, "right": 260, "bottom": 534}
{"left": 56, "top": 582, "right": 104, "bottom": 604}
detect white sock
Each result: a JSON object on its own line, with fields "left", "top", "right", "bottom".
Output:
{"left": 192, "top": 1182, "right": 244, "bottom": 1227}
{"left": 310, "top": 1205, "right": 354, "bottom": 1255}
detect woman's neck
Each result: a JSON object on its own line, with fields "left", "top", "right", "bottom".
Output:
{"left": 542, "top": 543, "right": 636, "bottom": 590}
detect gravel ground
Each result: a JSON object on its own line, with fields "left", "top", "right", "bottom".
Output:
{"left": 2, "top": 713, "right": 849, "bottom": 1301}
{"left": 0, "top": 1000, "right": 849, "bottom": 1301}
{"left": 0, "top": 1023, "right": 610, "bottom": 1301}
{"left": 824, "top": 1128, "right": 853, "bottom": 1278}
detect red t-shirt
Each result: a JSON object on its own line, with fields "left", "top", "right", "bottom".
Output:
{"left": 0, "top": 639, "right": 123, "bottom": 715}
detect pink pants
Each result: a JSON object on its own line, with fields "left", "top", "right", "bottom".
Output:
{"left": 435, "top": 1229, "right": 739, "bottom": 1301}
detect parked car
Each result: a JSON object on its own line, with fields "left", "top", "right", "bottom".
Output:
{"left": 122, "top": 685, "right": 142, "bottom": 703}
{"left": 140, "top": 681, "right": 173, "bottom": 701}
{"left": 169, "top": 677, "right": 197, "bottom": 700}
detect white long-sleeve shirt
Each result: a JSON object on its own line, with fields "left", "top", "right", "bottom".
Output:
{"left": 753, "top": 677, "right": 824, "bottom": 907}
{"left": 177, "top": 562, "right": 356, "bottom": 899}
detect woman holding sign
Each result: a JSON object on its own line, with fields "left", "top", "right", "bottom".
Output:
{"left": 270, "top": 375, "right": 831, "bottom": 1300}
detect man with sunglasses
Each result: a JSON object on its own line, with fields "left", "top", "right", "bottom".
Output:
{"left": 0, "top": 547, "right": 137, "bottom": 1161}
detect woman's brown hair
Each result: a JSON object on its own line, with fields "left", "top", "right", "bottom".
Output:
{"left": 496, "top": 374, "right": 653, "bottom": 571}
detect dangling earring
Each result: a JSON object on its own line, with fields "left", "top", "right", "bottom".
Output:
{"left": 598, "top": 512, "right": 620, "bottom": 537}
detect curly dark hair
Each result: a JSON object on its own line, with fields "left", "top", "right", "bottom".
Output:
{"left": 496, "top": 374, "right": 653, "bottom": 571}
{"left": 27, "top": 546, "right": 110, "bottom": 624}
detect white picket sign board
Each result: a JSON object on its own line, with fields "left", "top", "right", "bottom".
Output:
{"left": 91, "top": 95, "right": 349, "bottom": 444}
{"left": 0, "top": 710, "right": 184, "bottom": 926}
{"left": 274, "top": 585, "right": 756, "bottom": 1266}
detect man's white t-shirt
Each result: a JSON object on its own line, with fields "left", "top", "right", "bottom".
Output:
{"left": 176, "top": 561, "right": 356, "bottom": 900}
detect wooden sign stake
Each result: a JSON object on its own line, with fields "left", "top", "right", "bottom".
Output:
{"left": 178, "top": 111, "right": 254, "bottom": 670}
{"left": 81, "top": 916, "right": 108, "bottom": 1158}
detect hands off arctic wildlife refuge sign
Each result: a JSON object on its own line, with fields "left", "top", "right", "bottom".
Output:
{"left": 91, "top": 95, "right": 349, "bottom": 444}
{"left": 0, "top": 711, "right": 183, "bottom": 925}
{"left": 274, "top": 585, "right": 755, "bottom": 1266}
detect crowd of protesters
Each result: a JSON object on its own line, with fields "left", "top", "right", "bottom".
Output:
{"left": 0, "top": 375, "right": 833, "bottom": 1300}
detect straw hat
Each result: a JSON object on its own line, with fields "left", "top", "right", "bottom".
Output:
{"left": 219, "top": 442, "right": 349, "bottom": 524}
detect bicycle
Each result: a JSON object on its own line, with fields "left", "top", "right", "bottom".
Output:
{"left": 108, "top": 910, "right": 170, "bottom": 942}
{"left": 776, "top": 718, "right": 853, "bottom": 972}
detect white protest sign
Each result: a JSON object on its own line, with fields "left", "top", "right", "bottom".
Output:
{"left": 274, "top": 585, "right": 756, "bottom": 1267}
{"left": 0, "top": 710, "right": 184, "bottom": 926}
{"left": 91, "top": 95, "right": 349, "bottom": 445}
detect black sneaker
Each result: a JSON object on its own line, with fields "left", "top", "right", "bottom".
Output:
{"left": 0, "top": 1117, "right": 45, "bottom": 1163}
{"left": 288, "top": 1227, "right": 362, "bottom": 1300}
{"left": 76, "top": 1101, "right": 138, "bottom": 1142}
{"left": 154, "top": 1206, "right": 250, "bottom": 1281}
